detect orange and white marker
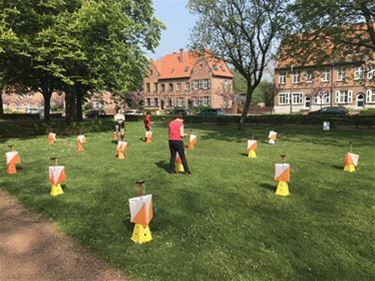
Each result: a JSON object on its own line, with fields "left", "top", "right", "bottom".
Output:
{"left": 188, "top": 134, "right": 197, "bottom": 150}
{"left": 268, "top": 131, "right": 277, "bottom": 144}
{"left": 129, "top": 193, "right": 153, "bottom": 244}
{"left": 274, "top": 155, "right": 290, "bottom": 196}
{"left": 76, "top": 134, "right": 86, "bottom": 152}
{"left": 145, "top": 131, "right": 152, "bottom": 144}
{"left": 247, "top": 139, "right": 257, "bottom": 158}
{"left": 344, "top": 142, "right": 359, "bottom": 173}
{"left": 113, "top": 131, "right": 118, "bottom": 142}
{"left": 116, "top": 141, "right": 128, "bottom": 160}
{"left": 6, "top": 149, "right": 21, "bottom": 175}
{"left": 49, "top": 165, "right": 66, "bottom": 196}
{"left": 48, "top": 133, "right": 56, "bottom": 145}
{"left": 175, "top": 152, "right": 184, "bottom": 173}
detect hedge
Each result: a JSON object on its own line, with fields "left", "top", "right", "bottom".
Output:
{"left": 1, "top": 114, "right": 374, "bottom": 138}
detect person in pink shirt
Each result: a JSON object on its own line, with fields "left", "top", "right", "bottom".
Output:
{"left": 168, "top": 113, "right": 191, "bottom": 175}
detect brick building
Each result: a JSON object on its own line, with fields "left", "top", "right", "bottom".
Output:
{"left": 143, "top": 49, "right": 233, "bottom": 110}
{"left": 274, "top": 27, "right": 375, "bottom": 114}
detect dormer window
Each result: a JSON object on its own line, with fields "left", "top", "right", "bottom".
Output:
{"left": 213, "top": 65, "right": 218, "bottom": 71}
{"left": 367, "top": 65, "right": 374, "bottom": 80}
{"left": 150, "top": 70, "right": 153, "bottom": 75}
{"left": 184, "top": 66, "right": 189, "bottom": 72}
{"left": 321, "top": 70, "right": 330, "bottom": 82}
{"left": 199, "top": 64, "right": 203, "bottom": 70}
{"left": 221, "top": 65, "right": 226, "bottom": 72}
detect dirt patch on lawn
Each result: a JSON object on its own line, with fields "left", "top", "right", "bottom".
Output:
{"left": 0, "top": 190, "right": 130, "bottom": 281}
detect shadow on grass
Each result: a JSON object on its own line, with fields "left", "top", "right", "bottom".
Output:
{"left": 259, "top": 183, "right": 275, "bottom": 192}
{"left": 239, "top": 153, "right": 248, "bottom": 157}
{"left": 155, "top": 161, "right": 170, "bottom": 174}
{"left": 331, "top": 164, "right": 343, "bottom": 170}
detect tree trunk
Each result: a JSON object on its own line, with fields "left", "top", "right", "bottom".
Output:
{"left": 0, "top": 90, "right": 4, "bottom": 118}
{"left": 42, "top": 91, "right": 52, "bottom": 121}
{"left": 239, "top": 81, "right": 256, "bottom": 131}
{"left": 76, "top": 91, "right": 84, "bottom": 121}
{"left": 65, "top": 93, "right": 77, "bottom": 122}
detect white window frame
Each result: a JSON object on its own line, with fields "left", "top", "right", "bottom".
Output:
{"left": 176, "top": 83, "right": 182, "bottom": 92}
{"left": 321, "top": 70, "right": 330, "bottom": 82}
{"left": 279, "top": 72, "right": 286, "bottom": 85}
{"left": 313, "top": 91, "right": 331, "bottom": 105}
{"left": 354, "top": 66, "right": 363, "bottom": 80}
{"left": 292, "top": 71, "right": 300, "bottom": 84}
{"left": 279, "top": 92, "right": 290, "bottom": 105}
{"left": 185, "top": 82, "right": 190, "bottom": 92}
{"left": 177, "top": 97, "right": 185, "bottom": 107}
{"left": 335, "top": 90, "right": 353, "bottom": 104}
{"left": 366, "top": 89, "right": 375, "bottom": 103}
{"left": 367, "top": 66, "right": 374, "bottom": 80}
{"left": 337, "top": 68, "right": 345, "bottom": 81}
{"left": 292, "top": 92, "right": 303, "bottom": 105}
{"left": 168, "top": 83, "right": 174, "bottom": 92}
{"left": 202, "top": 79, "right": 208, "bottom": 89}
{"left": 193, "top": 80, "right": 199, "bottom": 90}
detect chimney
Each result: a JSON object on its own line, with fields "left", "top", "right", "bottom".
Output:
{"left": 179, "top": 48, "right": 184, "bottom": 63}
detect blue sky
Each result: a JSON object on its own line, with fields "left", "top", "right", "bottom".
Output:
{"left": 148, "top": 0, "right": 197, "bottom": 59}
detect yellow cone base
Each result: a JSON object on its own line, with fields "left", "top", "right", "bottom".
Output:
{"left": 50, "top": 184, "right": 64, "bottom": 196}
{"left": 248, "top": 150, "right": 257, "bottom": 158}
{"left": 176, "top": 162, "right": 185, "bottom": 173}
{"left": 117, "top": 152, "right": 125, "bottom": 160}
{"left": 275, "top": 181, "right": 289, "bottom": 196}
{"left": 131, "top": 224, "right": 152, "bottom": 244}
{"left": 344, "top": 164, "right": 355, "bottom": 173}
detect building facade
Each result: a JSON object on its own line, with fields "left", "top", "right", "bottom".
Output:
{"left": 143, "top": 49, "right": 233, "bottom": 110}
{"left": 274, "top": 30, "right": 375, "bottom": 114}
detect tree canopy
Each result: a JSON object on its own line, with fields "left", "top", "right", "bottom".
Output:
{"left": 0, "top": 0, "right": 164, "bottom": 120}
{"left": 188, "top": 0, "right": 289, "bottom": 129}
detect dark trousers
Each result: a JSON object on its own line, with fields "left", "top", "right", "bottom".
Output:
{"left": 169, "top": 140, "right": 190, "bottom": 173}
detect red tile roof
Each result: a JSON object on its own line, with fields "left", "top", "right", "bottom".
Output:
{"left": 152, "top": 50, "right": 233, "bottom": 80}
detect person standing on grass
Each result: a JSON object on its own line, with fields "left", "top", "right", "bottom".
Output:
{"left": 114, "top": 108, "right": 126, "bottom": 140}
{"left": 168, "top": 112, "right": 191, "bottom": 175}
{"left": 144, "top": 111, "right": 152, "bottom": 140}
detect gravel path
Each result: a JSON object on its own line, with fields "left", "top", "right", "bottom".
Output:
{"left": 0, "top": 190, "right": 130, "bottom": 281}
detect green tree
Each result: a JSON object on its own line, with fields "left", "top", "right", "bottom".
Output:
{"left": 287, "top": 0, "right": 375, "bottom": 63}
{"left": 189, "top": 0, "right": 289, "bottom": 129}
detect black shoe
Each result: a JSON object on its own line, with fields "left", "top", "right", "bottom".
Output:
{"left": 185, "top": 172, "right": 192, "bottom": 176}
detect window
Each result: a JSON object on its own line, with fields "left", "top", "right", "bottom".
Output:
{"left": 337, "top": 68, "right": 345, "bottom": 81}
{"left": 184, "top": 66, "right": 189, "bottom": 72}
{"left": 161, "top": 84, "right": 165, "bottom": 92}
{"left": 154, "top": 83, "right": 158, "bottom": 93}
{"left": 146, "top": 83, "right": 150, "bottom": 93}
{"left": 213, "top": 65, "right": 218, "bottom": 71}
{"left": 314, "top": 91, "right": 330, "bottom": 105}
{"left": 199, "top": 64, "right": 203, "bottom": 70}
{"left": 366, "top": 89, "right": 375, "bottom": 103}
{"left": 202, "top": 96, "right": 211, "bottom": 106}
{"left": 154, "top": 98, "right": 159, "bottom": 107}
{"left": 202, "top": 79, "right": 208, "bottom": 89}
{"left": 150, "top": 70, "right": 153, "bottom": 75}
{"left": 354, "top": 66, "right": 363, "bottom": 80}
{"left": 193, "top": 80, "right": 199, "bottom": 90}
{"left": 306, "top": 71, "right": 314, "bottom": 83}
{"left": 169, "top": 83, "right": 174, "bottom": 92}
{"left": 176, "top": 83, "right": 182, "bottom": 92}
{"left": 177, "top": 97, "right": 185, "bottom": 107}
{"left": 146, "top": 98, "right": 150, "bottom": 107}
{"left": 292, "top": 92, "right": 303, "bottom": 104}
{"left": 221, "top": 65, "right": 226, "bottom": 72}
{"left": 279, "top": 93, "right": 290, "bottom": 105}
{"left": 321, "top": 70, "right": 330, "bottom": 82}
{"left": 279, "top": 72, "right": 286, "bottom": 85}
{"left": 335, "top": 90, "right": 352, "bottom": 104}
{"left": 367, "top": 66, "right": 374, "bottom": 80}
{"left": 292, "top": 71, "right": 300, "bottom": 83}
{"left": 150, "top": 98, "right": 155, "bottom": 107}
{"left": 168, "top": 98, "right": 173, "bottom": 107}
{"left": 185, "top": 82, "right": 190, "bottom": 92}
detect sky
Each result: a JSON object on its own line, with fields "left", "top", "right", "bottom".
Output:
{"left": 148, "top": 0, "right": 197, "bottom": 59}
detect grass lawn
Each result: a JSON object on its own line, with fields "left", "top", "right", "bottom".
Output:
{"left": 1, "top": 121, "right": 374, "bottom": 281}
